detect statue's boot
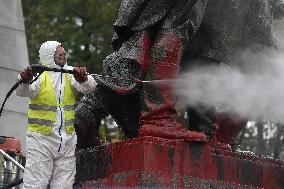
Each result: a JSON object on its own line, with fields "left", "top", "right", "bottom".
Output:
{"left": 213, "top": 112, "right": 247, "bottom": 150}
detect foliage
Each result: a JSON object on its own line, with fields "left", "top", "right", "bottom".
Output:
{"left": 22, "top": 0, "right": 121, "bottom": 73}
{"left": 238, "top": 121, "right": 284, "bottom": 160}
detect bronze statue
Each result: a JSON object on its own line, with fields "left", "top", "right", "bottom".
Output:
{"left": 75, "top": 0, "right": 276, "bottom": 149}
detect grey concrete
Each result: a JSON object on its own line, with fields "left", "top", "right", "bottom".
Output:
{"left": 0, "top": 0, "right": 29, "bottom": 155}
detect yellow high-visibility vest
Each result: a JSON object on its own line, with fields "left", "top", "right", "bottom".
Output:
{"left": 27, "top": 71, "right": 75, "bottom": 135}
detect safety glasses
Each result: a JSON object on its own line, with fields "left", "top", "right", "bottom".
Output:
{"left": 54, "top": 51, "right": 69, "bottom": 60}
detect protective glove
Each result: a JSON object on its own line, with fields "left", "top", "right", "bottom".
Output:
{"left": 73, "top": 67, "right": 88, "bottom": 83}
{"left": 20, "top": 66, "right": 33, "bottom": 83}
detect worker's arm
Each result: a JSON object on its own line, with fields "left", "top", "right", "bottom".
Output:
{"left": 70, "top": 67, "right": 96, "bottom": 94}
{"left": 15, "top": 75, "right": 40, "bottom": 98}
{"left": 15, "top": 66, "right": 40, "bottom": 98}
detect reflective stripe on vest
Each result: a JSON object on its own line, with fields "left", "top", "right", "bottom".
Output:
{"left": 27, "top": 71, "right": 76, "bottom": 135}
{"left": 29, "top": 104, "right": 57, "bottom": 112}
{"left": 28, "top": 118, "right": 53, "bottom": 126}
{"left": 28, "top": 118, "right": 75, "bottom": 128}
{"left": 29, "top": 104, "right": 75, "bottom": 111}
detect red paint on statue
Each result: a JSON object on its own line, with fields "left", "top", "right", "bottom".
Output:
{"left": 137, "top": 32, "right": 207, "bottom": 142}
{"left": 215, "top": 113, "right": 246, "bottom": 146}
{"left": 154, "top": 32, "right": 181, "bottom": 103}
{"left": 139, "top": 32, "right": 152, "bottom": 73}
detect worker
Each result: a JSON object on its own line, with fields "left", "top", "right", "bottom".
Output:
{"left": 16, "top": 41, "right": 96, "bottom": 189}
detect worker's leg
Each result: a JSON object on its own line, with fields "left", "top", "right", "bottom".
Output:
{"left": 23, "top": 132, "right": 53, "bottom": 189}
{"left": 49, "top": 134, "right": 76, "bottom": 189}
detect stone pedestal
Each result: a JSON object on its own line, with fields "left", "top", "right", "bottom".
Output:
{"left": 0, "top": 0, "right": 29, "bottom": 154}
{"left": 75, "top": 137, "right": 284, "bottom": 189}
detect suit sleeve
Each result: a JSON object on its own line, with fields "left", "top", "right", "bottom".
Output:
{"left": 70, "top": 74, "right": 97, "bottom": 94}
{"left": 15, "top": 74, "right": 40, "bottom": 98}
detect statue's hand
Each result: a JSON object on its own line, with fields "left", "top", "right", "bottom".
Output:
{"left": 95, "top": 75, "right": 141, "bottom": 95}
{"left": 98, "top": 52, "right": 142, "bottom": 95}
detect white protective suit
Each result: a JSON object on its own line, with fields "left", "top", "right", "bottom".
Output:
{"left": 16, "top": 41, "right": 96, "bottom": 189}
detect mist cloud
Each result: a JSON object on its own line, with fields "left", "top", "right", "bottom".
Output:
{"left": 175, "top": 27, "right": 284, "bottom": 122}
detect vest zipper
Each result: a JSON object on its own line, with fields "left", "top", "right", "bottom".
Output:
{"left": 58, "top": 71, "right": 63, "bottom": 152}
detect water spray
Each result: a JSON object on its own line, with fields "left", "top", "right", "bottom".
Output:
{"left": 133, "top": 78, "right": 176, "bottom": 85}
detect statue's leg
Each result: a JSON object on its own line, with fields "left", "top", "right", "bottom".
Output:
{"left": 138, "top": 31, "right": 207, "bottom": 142}
{"left": 137, "top": 0, "right": 209, "bottom": 141}
{"left": 104, "top": 89, "right": 141, "bottom": 139}
{"left": 75, "top": 87, "right": 109, "bottom": 149}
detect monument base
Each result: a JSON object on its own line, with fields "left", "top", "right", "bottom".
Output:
{"left": 75, "top": 137, "right": 284, "bottom": 189}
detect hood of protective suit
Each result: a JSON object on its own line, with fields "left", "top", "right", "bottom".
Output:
{"left": 39, "top": 41, "right": 62, "bottom": 68}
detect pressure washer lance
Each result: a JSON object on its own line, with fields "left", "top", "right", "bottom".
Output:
{"left": 0, "top": 64, "right": 174, "bottom": 118}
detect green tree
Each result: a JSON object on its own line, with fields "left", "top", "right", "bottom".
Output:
{"left": 238, "top": 121, "right": 284, "bottom": 160}
{"left": 22, "top": 0, "right": 121, "bottom": 73}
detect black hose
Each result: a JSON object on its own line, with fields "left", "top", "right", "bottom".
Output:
{"left": 0, "top": 80, "right": 23, "bottom": 117}
{"left": 0, "top": 71, "right": 43, "bottom": 118}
